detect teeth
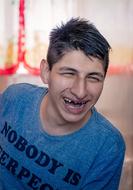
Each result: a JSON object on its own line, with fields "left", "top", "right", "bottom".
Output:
{"left": 64, "top": 98, "right": 87, "bottom": 105}
{"left": 64, "top": 98, "right": 72, "bottom": 103}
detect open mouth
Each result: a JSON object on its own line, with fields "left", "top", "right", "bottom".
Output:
{"left": 63, "top": 97, "right": 88, "bottom": 108}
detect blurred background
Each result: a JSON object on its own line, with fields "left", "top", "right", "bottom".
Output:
{"left": 0, "top": 0, "right": 133, "bottom": 189}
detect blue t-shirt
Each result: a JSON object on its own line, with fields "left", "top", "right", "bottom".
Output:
{"left": 0, "top": 83, "right": 125, "bottom": 190}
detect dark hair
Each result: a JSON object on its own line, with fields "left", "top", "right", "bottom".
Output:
{"left": 47, "top": 17, "right": 111, "bottom": 75}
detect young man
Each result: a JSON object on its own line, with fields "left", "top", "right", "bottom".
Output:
{"left": 0, "top": 18, "right": 125, "bottom": 190}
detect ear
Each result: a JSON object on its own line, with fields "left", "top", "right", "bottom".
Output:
{"left": 40, "top": 59, "right": 50, "bottom": 84}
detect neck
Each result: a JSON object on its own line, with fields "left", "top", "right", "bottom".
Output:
{"left": 40, "top": 95, "right": 91, "bottom": 136}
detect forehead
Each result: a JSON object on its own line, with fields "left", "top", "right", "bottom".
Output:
{"left": 53, "top": 50, "right": 105, "bottom": 74}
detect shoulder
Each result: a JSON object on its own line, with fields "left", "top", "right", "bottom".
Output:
{"left": 92, "top": 108, "right": 126, "bottom": 151}
{"left": 0, "top": 83, "right": 47, "bottom": 112}
{"left": 1, "top": 83, "right": 46, "bottom": 99}
{"left": 1, "top": 83, "right": 28, "bottom": 106}
{"left": 2, "top": 83, "right": 40, "bottom": 97}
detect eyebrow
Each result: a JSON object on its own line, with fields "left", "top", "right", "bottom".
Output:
{"left": 59, "top": 67, "right": 77, "bottom": 72}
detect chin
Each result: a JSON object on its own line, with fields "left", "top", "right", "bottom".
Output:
{"left": 62, "top": 111, "right": 89, "bottom": 124}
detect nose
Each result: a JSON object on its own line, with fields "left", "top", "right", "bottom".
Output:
{"left": 70, "top": 77, "right": 87, "bottom": 99}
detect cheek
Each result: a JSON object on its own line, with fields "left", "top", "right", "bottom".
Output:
{"left": 89, "top": 84, "right": 103, "bottom": 98}
{"left": 49, "top": 75, "right": 71, "bottom": 91}
{"left": 48, "top": 78, "right": 67, "bottom": 96}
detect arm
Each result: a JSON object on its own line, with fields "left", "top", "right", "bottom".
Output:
{"left": 81, "top": 133, "right": 125, "bottom": 190}
{"left": 0, "top": 93, "right": 2, "bottom": 111}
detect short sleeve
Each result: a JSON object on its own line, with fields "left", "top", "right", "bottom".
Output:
{"left": 80, "top": 131, "right": 125, "bottom": 190}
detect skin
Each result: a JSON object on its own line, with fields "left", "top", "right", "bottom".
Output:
{"left": 40, "top": 50, "right": 105, "bottom": 135}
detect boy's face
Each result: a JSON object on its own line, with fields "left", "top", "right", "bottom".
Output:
{"left": 41, "top": 50, "right": 105, "bottom": 125}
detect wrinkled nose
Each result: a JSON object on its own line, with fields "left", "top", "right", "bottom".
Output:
{"left": 70, "top": 78, "right": 87, "bottom": 99}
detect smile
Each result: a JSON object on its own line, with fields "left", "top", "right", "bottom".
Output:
{"left": 63, "top": 97, "right": 88, "bottom": 107}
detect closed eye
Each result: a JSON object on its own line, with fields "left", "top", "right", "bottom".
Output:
{"left": 87, "top": 76, "right": 100, "bottom": 82}
{"left": 87, "top": 74, "right": 104, "bottom": 82}
{"left": 59, "top": 67, "right": 77, "bottom": 76}
{"left": 60, "top": 72, "right": 75, "bottom": 76}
